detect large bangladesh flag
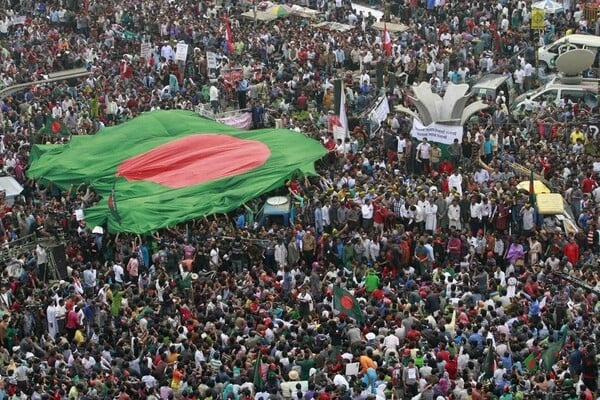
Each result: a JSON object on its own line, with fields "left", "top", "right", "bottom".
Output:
{"left": 332, "top": 286, "right": 364, "bottom": 323}
{"left": 27, "top": 110, "right": 326, "bottom": 233}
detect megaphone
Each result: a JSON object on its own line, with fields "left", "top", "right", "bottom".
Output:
{"left": 584, "top": 92, "right": 598, "bottom": 108}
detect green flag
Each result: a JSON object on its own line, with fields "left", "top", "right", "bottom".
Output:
{"left": 332, "top": 286, "right": 364, "bottom": 323}
{"left": 111, "top": 290, "right": 123, "bottom": 317}
{"left": 28, "top": 110, "right": 326, "bottom": 233}
{"left": 482, "top": 346, "right": 495, "bottom": 380}
{"left": 542, "top": 332, "right": 566, "bottom": 371}
{"left": 523, "top": 353, "right": 538, "bottom": 373}
{"left": 41, "top": 116, "right": 70, "bottom": 136}
{"left": 253, "top": 352, "right": 263, "bottom": 391}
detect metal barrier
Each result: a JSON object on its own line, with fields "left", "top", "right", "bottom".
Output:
{"left": 553, "top": 271, "right": 600, "bottom": 296}
{"left": 0, "top": 233, "right": 38, "bottom": 263}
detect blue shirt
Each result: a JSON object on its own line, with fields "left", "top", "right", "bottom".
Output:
{"left": 236, "top": 214, "right": 246, "bottom": 229}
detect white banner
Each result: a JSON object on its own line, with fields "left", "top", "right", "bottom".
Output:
{"left": 10, "top": 16, "right": 27, "bottom": 26}
{"left": 175, "top": 43, "right": 188, "bottom": 61}
{"left": 369, "top": 96, "right": 390, "bottom": 125}
{"left": 206, "top": 52, "right": 217, "bottom": 69}
{"left": 217, "top": 113, "right": 253, "bottom": 130}
{"left": 140, "top": 42, "right": 152, "bottom": 61}
{"left": 410, "top": 119, "right": 463, "bottom": 145}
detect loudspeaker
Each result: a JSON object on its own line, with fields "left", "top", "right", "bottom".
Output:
{"left": 50, "top": 244, "right": 68, "bottom": 280}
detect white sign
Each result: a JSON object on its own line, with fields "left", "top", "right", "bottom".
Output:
{"left": 345, "top": 362, "right": 360, "bottom": 376}
{"left": 410, "top": 119, "right": 464, "bottom": 145}
{"left": 206, "top": 52, "right": 217, "bottom": 69}
{"left": 10, "top": 16, "right": 26, "bottom": 26}
{"left": 75, "top": 209, "right": 85, "bottom": 221}
{"left": 369, "top": 96, "right": 390, "bottom": 125}
{"left": 175, "top": 43, "right": 189, "bottom": 61}
{"left": 140, "top": 42, "right": 152, "bottom": 61}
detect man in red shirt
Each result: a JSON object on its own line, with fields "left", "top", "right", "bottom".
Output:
{"left": 296, "top": 91, "right": 308, "bottom": 110}
{"left": 563, "top": 236, "right": 580, "bottom": 265}
{"left": 581, "top": 173, "right": 597, "bottom": 193}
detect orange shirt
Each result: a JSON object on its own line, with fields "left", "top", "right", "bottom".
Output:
{"left": 171, "top": 368, "right": 184, "bottom": 389}
{"left": 359, "top": 354, "right": 375, "bottom": 373}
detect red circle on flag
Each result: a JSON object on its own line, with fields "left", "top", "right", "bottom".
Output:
{"left": 340, "top": 295, "right": 355, "bottom": 310}
{"left": 51, "top": 121, "right": 62, "bottom": 133}
{"left": 117, "top": 134, "right": 271, "bottom": 189}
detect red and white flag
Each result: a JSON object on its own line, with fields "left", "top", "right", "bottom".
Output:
{"left": 383, "top": 22, "right": 392, "bottom": 57}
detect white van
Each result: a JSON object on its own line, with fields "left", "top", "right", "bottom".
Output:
{"left": 471, "top": 74, "right": 517, "bottom": 105}
{"left": 509, "top": 75, "right": 599, "bottom": 115}
{"left": 538, "top": 34, "right": 600, "bottom": 69}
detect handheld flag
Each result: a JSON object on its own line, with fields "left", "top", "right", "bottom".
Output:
{"left": 523, "top": 353, "right": 539, "bottom": 373}
{"left": 253, "top": 352, "right": 263, "bottom": 391}
{"left": 333, "top": 286, "right": 364, "bottom": 323}
{"left": 542, "top": 331, "right": 566, "bottom": 371}
{"left": 331, "top": 83, "right": 349, "bottom": 147}
{"left": 42, "top": 116, "right": 70, "bottom": 136}
{"left": 224, "top": 17, "right": 234, "bottom": 53}
{"left": 383, "top": 22, "right": 392, "bottom": 57}
{"left": 482, "top": 346, "right": 495, "bottom": 380}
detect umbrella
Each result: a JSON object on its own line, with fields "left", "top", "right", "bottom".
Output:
{"left": 516, "top": 180, "right": 551, "bottom": 194}
{"left": 268, "top": 4, "right": 289, "bottom": 17}
{"left": 532, "top": 0, "right": 563, "bottom": 13}
{"left": 92, "top": 226, "right": 104, "bottom": 234}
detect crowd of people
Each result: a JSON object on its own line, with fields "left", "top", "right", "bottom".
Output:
{"left": 0, "top": 0, "right": 598, "bottom": 399}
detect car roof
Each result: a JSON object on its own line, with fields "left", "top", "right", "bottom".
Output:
{"left": 472, "top": 74, "right": 510, "bottom": 90}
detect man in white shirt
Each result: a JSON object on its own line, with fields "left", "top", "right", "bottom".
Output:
{"left": 522, "top": 60, "right": 533, "bottom": 91}
{"left": 209, "top": 82, "right": 220, "bottom": 114}
{"left": 469, "top": 197, "right": 483, "bottom": 235}
{"left": 448, "top": 198, "right": 462, "bottom": 230}
{"left": 113, "top": 262, "right": 124, "bottom": 284}
{"left": 416, "top": 137, "right": 432, "bottom": 173}
{"left": 448, "top": 170, "right": 463, "bottom": 196}
{"left": 473, "top": 167, "right": 490, "bottom": 188}
{"left": 361, "top": 199, "right": 374, "bottom": 230}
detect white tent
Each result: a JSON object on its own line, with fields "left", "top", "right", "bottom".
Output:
{"left": 371, "top": 21, "right": 409, "bottom": 33}
{"left": 532, "top": 0, "right": 564, "bottom": 13}
{"left": 0, "top": 176, "right": 23, "bottom": 205}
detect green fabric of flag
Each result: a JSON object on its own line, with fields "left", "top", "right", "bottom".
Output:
{"left": 41, "top": 116, "right": 70, "bottom": 136}
{"left": 28, "top": 110, "right": 326, "bottom": 233}
{"left": 523, "top": 353, "right": 538, "bottom": 373}
{"left": 253, "top": 352, "right": 263, "bottom": 391}
{"left": 542, "top": 332, "right": 566, "bottom": 371}
{"left": 482, "top": 346, "right": 495, "bottom": 379}
{"left": 332, "top": 286, "right": 364, "bottom": 323}
{"left": 111, "top": 290, "right": 123, "bottom": 317}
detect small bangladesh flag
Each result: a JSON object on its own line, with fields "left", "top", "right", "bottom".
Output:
{"left": 523, "top": 353, "right": 539, "bottom": 373}
{"left": 253, "top": 352, "right": 263, "bottom": 392}
{"left": 27, "top": 110, "right": 326, "bottom": 233}
{"left": 42, "top": 116, "right": 70, "bottom": 136}
{"left": 482, "top": 346, "right": 496, "bottom": 380}
{"left": 542, "top": 330, "right": 567, "bottom": 371}
{"left": 333, "top": 286, "right": 364, "bottom": 323}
